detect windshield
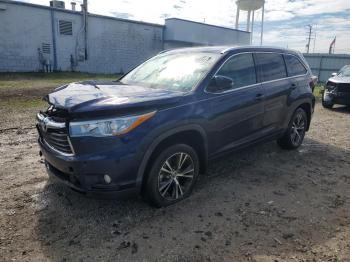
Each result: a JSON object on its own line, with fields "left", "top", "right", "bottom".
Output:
{"left": 338, "top": 65, "right": 350, "bottom": 77}
{"left": 120, "top": 51, "right": 221, "bottom": 92}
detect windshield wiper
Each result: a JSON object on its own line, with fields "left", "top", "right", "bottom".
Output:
{"left": 112, "top": 79, "right": 126, "bottom": 85}
{"left": 92, "top": 83, "right": 101, "bottom": 90}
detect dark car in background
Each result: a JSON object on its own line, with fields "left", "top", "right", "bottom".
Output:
{"left": 322, "top": 65, "right": 350, "bottom": 108}
{"left": 37, "top": 46, "right": 315, "bottom": 207}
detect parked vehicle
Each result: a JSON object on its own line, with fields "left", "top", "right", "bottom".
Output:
{"left": 322, "top": 65, "right": 350, "bottom": 108}
{"left": 37, "top": 46, "right": 315, "bottom": 207}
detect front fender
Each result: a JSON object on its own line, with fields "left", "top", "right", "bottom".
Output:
{"left": 135, "top": 123, "right": 208, "bottom": 190}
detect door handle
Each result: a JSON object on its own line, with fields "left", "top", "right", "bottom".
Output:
{"left": 255, "top": 93, "right": 264, "bottom": 101}
{"left": 290, "top": 83, "right": 297, "bottom": 90}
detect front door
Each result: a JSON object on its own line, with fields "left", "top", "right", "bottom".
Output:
{"left": 206, "top": 53, "right": 265, "bottom": 155}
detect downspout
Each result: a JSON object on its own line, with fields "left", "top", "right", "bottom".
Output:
{"left": 83, "top": 0, "right": 88, "bottom": 60}
{"left": 75, "top": 2, "right": 88, "bottom": 63}
{"left": 75, "top": 5, "right": 85, "bottom": 62}
{"left": 50, "top": 7, "right": 58, "bottom": 71}
{"left": 161, "top": 25, "right": 165, "bottom": 51}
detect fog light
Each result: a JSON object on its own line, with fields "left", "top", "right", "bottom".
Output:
{"left": 104, "top": 174, "right": 112, "bottom": 184}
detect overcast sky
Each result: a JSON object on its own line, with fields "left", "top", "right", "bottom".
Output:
{"left": 20, "top": 0, "right": 350, "bottom": 53}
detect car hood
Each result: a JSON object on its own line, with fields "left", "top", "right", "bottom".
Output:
{"left": 46, "top": 80, "right": 185, "bottom": 116}
{"left": 328, "top": 76, "right": 350, "bottom": 83}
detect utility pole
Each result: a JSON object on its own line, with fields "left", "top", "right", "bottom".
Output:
{"left": 313, "top": 25, "right": 317, "bottom": 53}
{"left": 329, "top": 37, "right": 336, "bottom": 54}
{"left": 306, "top": 25, "right": 312, "bottom": 54}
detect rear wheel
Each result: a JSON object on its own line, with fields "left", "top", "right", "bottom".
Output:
{"left": 277, "top": 108, "right": 307, "bottom": 150}
{"left": 143, "top": 144, "right": 200, "bottom": 207}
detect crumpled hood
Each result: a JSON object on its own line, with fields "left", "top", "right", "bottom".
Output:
{"left": 46, "top": 80, "right": 185, "bottom": 115}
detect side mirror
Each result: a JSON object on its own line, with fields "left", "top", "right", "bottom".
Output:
{"left": 207, "top": 75, "right": 234, "bottom": 92}
{"left": 331, "top": 72, "right": 337, "bottom": 77}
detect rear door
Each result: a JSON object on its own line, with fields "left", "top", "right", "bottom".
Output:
{"left": 206, "top": 53, "right": 265, "bottom": 155}
{"left": 284, "top": 53, "right": 309, "bottom": 93}
{"left": 254, "top": 52, "right": 290, "bottom": 132}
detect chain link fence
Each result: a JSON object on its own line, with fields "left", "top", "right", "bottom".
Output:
{"left": 303, "top": 53, "right": 350, "bottom": 83}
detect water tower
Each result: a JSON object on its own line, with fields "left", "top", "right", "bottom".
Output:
{"left": 235, "top": 0, "right": 265, "bottom": 45}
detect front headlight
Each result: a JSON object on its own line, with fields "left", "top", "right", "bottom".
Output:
{"left": 69, "top": 111, "right": 156, "bottom": 137}
{"left": 326, "top": 82, "right": 337, "bottom": 91}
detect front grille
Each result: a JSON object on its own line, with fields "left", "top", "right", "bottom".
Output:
{"left": 42, "top": 128, "right": 73, "bottom": 155}
{"left": 337, "top": 83, "right": 350, "bottom": 93}
{"left": 37, "top": 113, "right": 74, "bottom": 155}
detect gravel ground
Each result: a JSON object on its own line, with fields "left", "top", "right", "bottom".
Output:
{"left": 0, "top": 101, "right": 350, "bottom": 262}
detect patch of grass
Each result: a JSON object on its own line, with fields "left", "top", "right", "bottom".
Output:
{"left": 0, "top": 72, "right": 118, "bottom": 80}
{"left": 313, "top": 84, "right": 324, "bottom": 99}
{"left": 0, "top": 72, "right": 121, "bottom": 111}
{"left": 0, "top": 72, "right": 120, "bottom": 90}
{"left": 0, "top": 98, "right": 47, "bottom": 110}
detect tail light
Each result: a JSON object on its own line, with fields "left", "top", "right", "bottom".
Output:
{"left": 309, "top": 75, "right": 318, "bottom": 92}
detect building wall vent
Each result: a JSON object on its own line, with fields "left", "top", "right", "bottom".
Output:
{"left": 50, "top": 1, "right": 65, "bottom": 9}
{"left": 42, "top": 43, "right": 51, "bottom": 54}
{"left": 0, "top": 3, "right": 7, "bottom": 10}
{"left": 59, "top": 20, "right": 73, "bottom": 35}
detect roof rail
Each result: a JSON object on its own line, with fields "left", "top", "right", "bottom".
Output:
{"left": 158, "top": 49, "right": 171, "bottom": 54}
{"left": 220, "top": 46, "right": 238, "bottom": 54}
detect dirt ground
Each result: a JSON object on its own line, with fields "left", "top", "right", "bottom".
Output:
{"left": 1, "top": 82, "right": 350, "bottom": 261}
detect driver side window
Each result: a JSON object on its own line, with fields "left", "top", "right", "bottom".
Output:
{"left": 217, "top": 53, "right": 257, "bottom": 89}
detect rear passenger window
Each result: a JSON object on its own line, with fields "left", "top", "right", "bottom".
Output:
{"left": 254, "top": 53, "right": 287, "bottom": 82}
{"left": 284, "top": 54, "right": 307, "bottom": 76}
{"left": 216, "top": 53, "right": 256, "bottom": 89}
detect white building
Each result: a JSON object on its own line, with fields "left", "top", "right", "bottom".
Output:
{"left": 0, "top": 0, "right": 250, "bottom": 73}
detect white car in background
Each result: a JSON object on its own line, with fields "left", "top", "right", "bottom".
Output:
{"left": 322, "top": 65, "right": 350, "bottom": 108}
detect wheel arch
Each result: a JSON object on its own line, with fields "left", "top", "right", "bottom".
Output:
{"left": 298, "top": 102, "right": 312, "bottom": 131}
{"left": 136, "top": 125, "right": 208, "bottom": 192}
{"left": 284, "top": 98, "right": 313, "bottom": 132}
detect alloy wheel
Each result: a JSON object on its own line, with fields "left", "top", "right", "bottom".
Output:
{"left": 158, "top": 152, "right": 195, "bottom": 201}
{"left": 290, "top": 113, "right": 306, "bottom": 146}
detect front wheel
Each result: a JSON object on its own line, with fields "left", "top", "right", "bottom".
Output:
{"left": 322, "top": 91, "right": 334, "bottom": 109}
{"left": 143, "top": 144, "right": 200, "bottom": 207}
{"left": 277, "top": 108, "right": 307, "bottom": 150}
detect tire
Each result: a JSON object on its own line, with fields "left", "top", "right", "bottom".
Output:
{"left": 322, "top": 91, "right": 334, "bottom": 109}
{"left": 277, "top": 108, "right": 307, "bottom": 150}
{"left": 143, "top": 144, "right": 200, "bottom": 207}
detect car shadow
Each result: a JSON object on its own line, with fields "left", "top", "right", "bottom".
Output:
{"left": 329, "top": 105, "right": 350, "bottom": 114}
{"left": 35, "top": 137, "right": 350, "bottom": 261}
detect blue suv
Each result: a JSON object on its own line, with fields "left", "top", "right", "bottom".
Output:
{"left": 37, "top": 46, "right": 315, "bottom": 207}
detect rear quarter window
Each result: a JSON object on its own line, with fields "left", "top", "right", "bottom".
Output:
{"left": 284, "top": 54, "right": 307, "bottom": 76}
{"left": 254, "top": 53, "right": 287, "bottom": 82}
